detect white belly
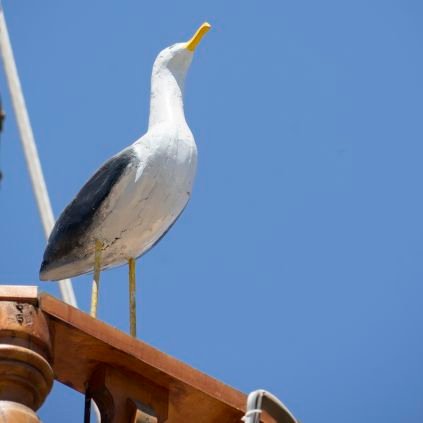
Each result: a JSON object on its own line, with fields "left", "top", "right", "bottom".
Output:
{"left": 92, "top": 131, "right": 197, "bottom": 268}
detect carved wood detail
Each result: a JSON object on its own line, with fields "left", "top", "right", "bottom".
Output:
{"left": 0, "top": 288, "right": 53, "bottom": 422}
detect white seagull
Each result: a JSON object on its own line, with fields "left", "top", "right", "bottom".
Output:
{"left": 39, "top": 22, "right": 211, "bottom": 336}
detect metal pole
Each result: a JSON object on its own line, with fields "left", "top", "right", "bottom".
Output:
{"left": 0, "top": 4, "right": 77, "bottom": 307}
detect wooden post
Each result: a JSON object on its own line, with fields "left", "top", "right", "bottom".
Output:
{"left": 0, "top": 286, "right": 53, "bottom": 422}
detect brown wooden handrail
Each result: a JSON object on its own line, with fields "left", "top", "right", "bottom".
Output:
{"left": 0, "top": 286, "right": 273, "bottom": 422}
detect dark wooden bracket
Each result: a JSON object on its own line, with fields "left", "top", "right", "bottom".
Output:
{"left": 86, "top": 365, "right": 168, "bottom": 423}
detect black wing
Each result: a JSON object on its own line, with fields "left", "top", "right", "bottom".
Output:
{"left": 40, "top": 150, "right": 134, "bottom": 275}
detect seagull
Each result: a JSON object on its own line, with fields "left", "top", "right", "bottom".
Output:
{"left": 39, "top": 22, "right": 211, "bottom": 337}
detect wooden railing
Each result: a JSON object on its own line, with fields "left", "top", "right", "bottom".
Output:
{"left": 0, "top": 285, "right": 269, "bottom": 422}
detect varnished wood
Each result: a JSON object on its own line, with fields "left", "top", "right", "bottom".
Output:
{"left": 0, "top": 287, "right": 53, "bottom": 422}
{"left": 87, "top": 366, "right": 168, "bottom": 423}
{"left": 39, "top": 293, "right": 252, "bottom": 423}
{"left": 0, "top": 287, "right": 284, "bottom": 422}
{"left": 0, "top": 401, "right": 41, "bottom": 422}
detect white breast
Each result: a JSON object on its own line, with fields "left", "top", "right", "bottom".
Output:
{"left": 94, "top": 125, "right": 197, "bottom": 268}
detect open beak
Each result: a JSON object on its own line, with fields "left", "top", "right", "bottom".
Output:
{"left": 185, "top": 22, "right": 211, "bottom": 52}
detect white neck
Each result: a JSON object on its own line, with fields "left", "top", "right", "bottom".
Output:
{"left": 147, "top": 46, "right": 193, "bottom": 130}
{"left": 148, "top": 65, "right": 188, "bottom": 129}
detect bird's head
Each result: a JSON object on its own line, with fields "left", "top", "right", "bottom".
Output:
{"left": 152, "top": 22, "right": 211, "bottom": 82}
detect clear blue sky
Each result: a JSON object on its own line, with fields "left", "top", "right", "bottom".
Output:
{"left": 1, "top": 1, "right": 422, "bottom": 421}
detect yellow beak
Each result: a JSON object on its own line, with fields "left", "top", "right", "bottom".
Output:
{"left": 186, "top": 22, "right": 211, "bottom": 52}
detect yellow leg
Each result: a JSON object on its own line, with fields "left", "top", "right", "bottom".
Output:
{"left": 128, "top": 257, "right": 136, "bottom": 337}
{"left": 90, "top": 240, "right": 102, "bottom": 318}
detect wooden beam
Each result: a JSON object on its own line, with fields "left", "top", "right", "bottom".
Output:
{"left": 39, "top": 293, "right": 253, "bottom": 423}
